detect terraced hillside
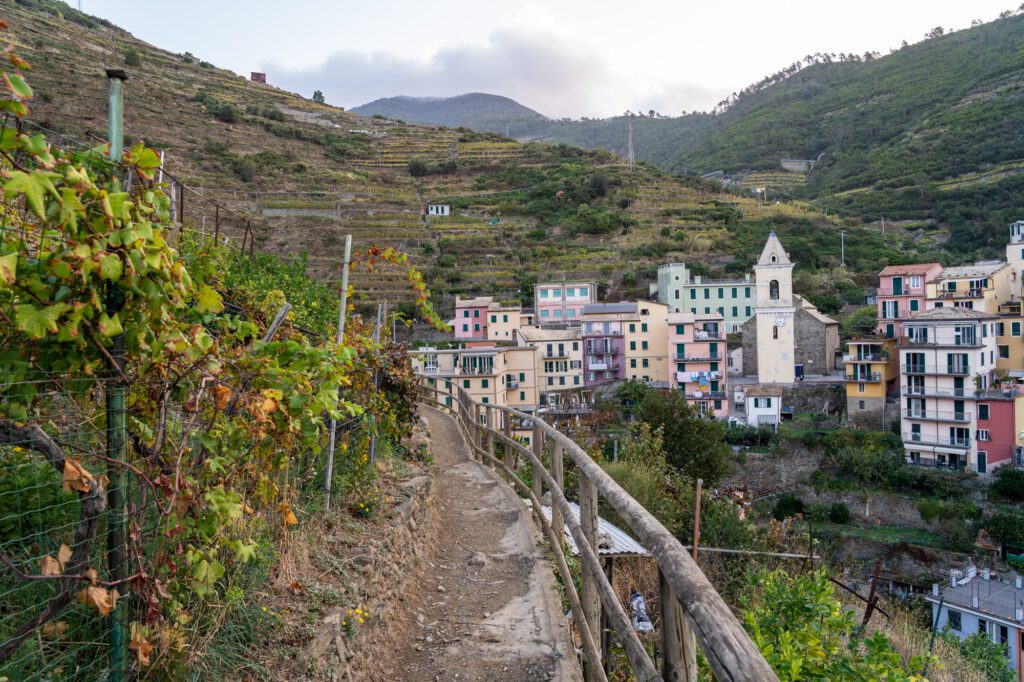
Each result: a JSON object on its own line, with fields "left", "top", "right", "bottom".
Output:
{"left": 4, "top": 0, "right": 936, "bottom": 313}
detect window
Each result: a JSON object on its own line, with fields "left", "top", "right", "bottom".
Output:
{"left": 773, "top": 326, "right": 779, "bottom": 339}
{"left": 745, "top": 306, "right": 752, "bottom": 317}
{"left": 540, "top": 310, "right": 549, "bottom": 318}
{"left": 462, "top": 324, "right": 469, "bottom": 332}
{"left": 481, "top": 379, "right": 489, "bottom": 388}
{"left": 641, "top": 341, "right": 649, "bottom": 350}
{"left": 482, "top": 397, "right": 489, "bottom": 404}
{"left": 463, "top": 379, "right": 471, "bottom": 388}
{"left": 474, "top": 309, "right": 480, "bottom": 318}
{"left": 718, "top": 288, "right": 724, "bottom": 298}
{"left": 978, "top": 429, "right": 991, "bottom": 442}
{"left": 858, "top": 383, "right": 865, "bottom": 393}
{"left": 474, "top": 323, "right": 480, "bottom": 332}
{"left": 948, "top": 610, "right": 961, "bottom": 631}
{"left": 978, "top": 619, "right": 988, "bottom": 635}
{"left": 1013, "top": 322, "right": 1022, "bottom": 337}
{"left": 691, "top": 308, "right": 697, "bottom": 314}
{"left": 704, "top": 289, "right": 710, "bottom": 300}
{"left": 979, "top": 404, "right": 990, "bottom": 420}
{"left": 910, "top": 299, "right": 919, "bottom": 312}
{"left": 997, "top": 322, "right": 1005, "bottom": 336}
{"left": 674, "top": 289, "right": 680, "bottom": 300}
{"left": 705, "top": 307, "right": 711, "bottom": 314}
{"left": 491, "top": 315, "right": 497, "bottom": 323}
{"left": 629, "top": 323, "right": 636, "bottom": 333}
{"left": 690, "top": 289, "right": 696, "bottom": 300}
{"left": 519, "top": 372, "right": 525, "bottom": 381}
{"left": 769, "top": 280, "right": 779, "bottom": 300}
{"left": 732, "top": 306, "right": 738, "bottom": 317}
{"left": 629, "top": 341, "right": 637, "bottom": 351}
{"left": 630, "top": 359, "right": 637, "bottom": 368}
{"left": 999, "top": 345, "right": 1010, "bottom": 359}
{"left": 910, "top": 276, "right": 922, "bottom": 289}
{"left": 553, "top": 289, "right": 563, "bottom": 298}
{"left": 565, "top": 287, "right": 574, "bottom": 297}
{"left": 675, "top": 325, "right": 685, "bottom": 335}
{"left": 745, "top": 286, "right": 751, "bottom": 297}
{"left": 554, "top": 310, "right": 562, "bottom": 318}
{"left": 568, "top": 309, "right": 576, "bottom": 318}
{"left": 503, "top": 314, "right": 509, "bottom": 323}
{"left": 462, "top": 310, "right": 469, "bottom": 317}
{"left": 547, "top": 377, "right": 554, "bottom": 386}
{"left": 858, "top": 400, "right": 865, "bottom": 409}
{"left": 641, "top": 323, "right": 648, "bottom": 332}
{"left": 519, "top": 391, "right": 525, "bottom": 401}
{"left": 642, "top": 359, "right": 649, "bottom": 368}
{"left": 559, "top": 377, "right": 565, "bottom": 386}
{"left": 574, "top": 376, "right": 579, "bottom": 385}
{"left": 540, "top": 289, "right": 549, "bottom": 298}
{"left": 732, "top": 287, "right": 738, "bottom": 298}
{"left": 881, "top": 301, "right": 899, "bottom": 318}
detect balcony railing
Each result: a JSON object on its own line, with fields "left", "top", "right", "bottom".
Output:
{"left": 693, "top": 330, "right": 724, "bottom": 341}
{"left": 899, "top": 336, "right": 980, "bottom": 348}
{"left": 846, "top": 372, "right": 882, "bottom": 382}
{"left": 936, "top": 288, "right": 983, "bottom": 299}
{"left": 843, "top": 352, "right": 885, "bottom": 362}
{"left": 903, "top": 364, "right": 970, "bottom": 376}
{"left": 683, "top": 390, "right": 726, "bottom": 399}
{"left": 505, "top": 379, "right": 520, "bottom": 389}
{"left": 583, "top": 329, "right": 623, "bottom": 337}
{"left": 543, "top": 350, "right": 570, "bottom": 359}
{"left": 676, "top": 371, "right": 721, "bottom": 382}
{"left": 902, "top": 409, "right": 971, "bottom": 423}
{"left": 674, "top": 354, "right": 721, "bottom": 363}
{"left": 902, "top": 432, "right": 971, "bottom": 449}
{"left": 905, "top": 456, "right": 968, "bottom": 471}
{"left": 877, "top": 287, "right": 923, "bottom": 296}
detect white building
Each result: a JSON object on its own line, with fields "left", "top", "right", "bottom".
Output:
{"left": 514, "top": 326, "right": 587, "bottom": 410}
{"left": 899, "top": 307, "right": 998, "bottom": 472}
{"left": 741, "top": 385, "right": 783, "bottom": 430}
{"left": 427, "top": 204, "right": 450, "bottom": 216}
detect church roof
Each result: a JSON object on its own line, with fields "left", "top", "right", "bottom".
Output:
{"left": 756, "top": 231, "right": 791, "bottom": 266}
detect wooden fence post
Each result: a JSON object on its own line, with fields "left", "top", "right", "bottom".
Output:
{"left": 550, "top": 442, "right": 564, "bottom": 545}
{"left": 531, "top": 422, "right": 543, "bottom": 505}
{"left": 502, "top": 409, "right": 512, "bottom": 471}
{"left": 659, "top": 568, "right": 697, "bottom": 681}
{"left": 486, "top": 406, "right": 496, "bottom": 472}
{"left": 473, "top": 403, "right": 481, "bottom": 461}
{"left": 579, "top": 474, "right": 602, "bottom": 681}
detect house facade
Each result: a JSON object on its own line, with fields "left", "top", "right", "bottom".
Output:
{"left": 926, "top": 261, "right": 1014, "bottom": 314}
{"left": 742, "top": 385, "right": 784, "bottom": 430}
{"left": 513, "top": 327, "right": 586, "bottom": 408}
{"left": 845, "top": 337, "right": 898, "bottom": 429}
{"left": 581, "top": 301, "right": 668, "bottom": 387}
{"left": 668, "top": 312, "right": 728, "bottom": 418}
{"left": 486, "top": 303, "right": 525, "bottom": 341}
{"left": 876, "top": 263, "right": 943, "bottom": 339}
{"left": 899, "top": 307, "right": 998, "bottom": 473}
{"left": 452, "top": 296, "right": 494, "bottom": 341}
{"left": 534, "top": 282, "right": 596, "bottom": 325}
{"left": 656, "top": 263, "right": 755, "bottom": 334}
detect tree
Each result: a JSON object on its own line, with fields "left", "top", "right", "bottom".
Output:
{"left": 636, "top": 387, "right": 733, "bottom": 485}
{"left": 408, "top": 158, "right": 430, "bottom": 177}
{"left": 939, "top": 632, "right": 1014, "bottom": 682}
{"left": 926, "top": 26, "right": 945, "bottom": 38}
{"left": 312, "top": 89, "right": 325, "bottom": 104}
{"left": 124, "top": 48, "right": 142, "bottom": 67}
{"left": 743, "top": 569, "right": 934, "bottom": 680}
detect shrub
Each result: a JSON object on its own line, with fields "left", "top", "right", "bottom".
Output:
{"left": 937, "top": 518, "right": 976, "bottom": 553}
{"left": 772, "top": 493, "right": 805, "bottom": 520}
{"left": 408, "top": 158, "right": 430, "bottom": 177}
{"left": 312, "top": 90, "right": 325, "bottom": 104}
{"left": 124, "top": 48, "right": 142, "bottom": 67}
{"left": 805, "top": 502, "right": 829, "bottom": 523}
{"left": 990, "top": 467, "right": 1024, "bottom": 501}
{"left": 828, "top": 502, "right": 852, "bottom": 524}
{"left": 917, "top": 498, "right": 943, "bottom": 524}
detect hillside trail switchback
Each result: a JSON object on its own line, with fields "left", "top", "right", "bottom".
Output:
{"left": 364, "top": 406, "right": 579, "bottom": 681}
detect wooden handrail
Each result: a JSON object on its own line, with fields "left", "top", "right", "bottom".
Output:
{"left": 416, "top": 376, "right": 779, "bottom": 682}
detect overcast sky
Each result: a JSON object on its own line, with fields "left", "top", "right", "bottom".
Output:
{"left": 79, "top": 0, "right": 1016, "bottom": 118}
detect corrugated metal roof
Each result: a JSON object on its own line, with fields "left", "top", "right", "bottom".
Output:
{"left": 533, "top": 500, "right": 650, "bottom": 557}
{"left": 582, "top": 302, "right": 637, "bottom": 315}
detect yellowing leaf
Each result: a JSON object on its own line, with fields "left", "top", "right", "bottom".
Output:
{"left": 62, "top": 458, "right": 95, "bottom": 493}
{"left": 280, "top": 503, "right": 298, "bottom": 527}
{"left": 129, "top": 629, "right": 154, "bottom": 667}
{"left": 83, "top": 568, "right": 99, "bottom": 585}
{"left": 57, "top": 543, "right": 72, "bottom": 570}
{"left": 15, "top": 302, "right": 69, "bottom": 339}
{"left": 3, "top": 72, "right": 32, "bottom": 99}
{"left": 212, "top": 384, "right": 232, "bottom": 411}
{"left": 41, "top": 621, "right": 68, "bottom": 639}
{"left": 99, "top": 253, "right": 123, "bottom": 281}
{"left": 39, "top": 554, "right": 61, "bottom": 576}
{"left": 195, "top": 285, "right": 224, "bottom": 314}
{"left": 0, "top": 252, "right": 16, "bottom": 286}
{"left": 98, "top": 311, "right": 124, "bottom": 338}
{"left": 78, "top": 585, "right": 119, "bottom": 616}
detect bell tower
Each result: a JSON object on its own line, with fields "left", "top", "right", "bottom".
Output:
{"left": 753, "top": 232, "right": 796, "bottom": 384}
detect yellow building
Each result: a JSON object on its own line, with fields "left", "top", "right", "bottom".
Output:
{"left": 624, "top": 301, "right": 670, "bottom": 385}
{"left": 996, "top": 301, "right": 1024, "bottom": 373}
{"left": 512, "top": 326, "right": 588, "bottom": 410}
{"left": 926, "top": 261, "right": 1014, "bottom": 315}
{"left": 486, "top": 302, "right": 526, "bottom": 341}
{"left": 845, "top": 337, "right": 898, "bottom": 429}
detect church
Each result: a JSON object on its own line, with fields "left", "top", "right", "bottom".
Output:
{"left": 740, "top": 232, "right": 840, "bottom": 382}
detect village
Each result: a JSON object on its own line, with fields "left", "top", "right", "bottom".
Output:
{"left": 411, "top": 224, "right": 1024, "bottom": 678}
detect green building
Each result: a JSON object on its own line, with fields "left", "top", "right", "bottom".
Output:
{"left": 656, "top": 263, "right": 755, "bottom": 334}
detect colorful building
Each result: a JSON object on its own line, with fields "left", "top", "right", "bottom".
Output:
{"left": 845, "top": 337, "right": 898, "bottom": 429}
{"left": 513, "top": 326, "right": 587, "bottom": 409}
{"left": 486, "top": 302, "right": 525, "bottom": 341}
{"left": 741, "top": 385, "right": 784, "bottom": 430}
{"left": 452, "top": 296, "right": 494, "bottom": 341}
{"left": 667, "top": 312, "right": 728, "bottom": 418}
{"left": 928, "top": 569, "right": 1024, "bottom": 681}
{"left": 581, "top": 301, "right": 669, "bottom": 387}
{"left": 899, "top": 307, "right": 998, "bottom": 473}
{"left": 975, "top": 386, "right": 1023, "bottom": 473}
{"left": 926, "top": 261, "right": 1014, "bottom": 315}
{"left": 876, "top": 263, "right": 943, "bottom": 339}
{"left": 534, "top": 282, "right": 596, "bottom": 325}
{"left": 656, "top": 263, "right": 755, "bottom": 334}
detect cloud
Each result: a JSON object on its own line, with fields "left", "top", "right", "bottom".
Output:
{"left": 265, "top": 27, "right": 726, "bottom": 118}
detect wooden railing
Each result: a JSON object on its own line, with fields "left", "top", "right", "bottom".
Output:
{"left": 417, "top": 376, "right": 778, "bottom": 682}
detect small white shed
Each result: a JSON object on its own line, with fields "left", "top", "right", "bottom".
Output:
{"left": 743, "top": 385, "right": 783, "bottom": 430}
{"left": 427, "top": 204, "right": 450, "bottom": 217}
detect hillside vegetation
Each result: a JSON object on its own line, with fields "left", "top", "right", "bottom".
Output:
{"left": 351, "top": 93, "right": 549, "bottom": 132}
{"left": 6, "top": 0, "right": 943, "bottom": 312}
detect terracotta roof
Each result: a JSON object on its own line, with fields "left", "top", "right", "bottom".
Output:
{"left": 878, "top": 263, "right": 942, "bottom": 276}
{"left": 455, "top": 295, "right": 495, "bottom": 308}
{"left": 794, "top": 295, "right": 838, "bottom": 325}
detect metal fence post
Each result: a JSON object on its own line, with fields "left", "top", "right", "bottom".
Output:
{"left": 105, "top": 66, "right": 128, "bottom": 682}
{"left": 323, "top": 235, "right": 352, "bottom": 511}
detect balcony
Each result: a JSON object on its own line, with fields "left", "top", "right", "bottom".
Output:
{"left": 674, "top": 354, "right": 721, "bottom": 363}
{"left": 936, "top": 288, "right": 984, "bottom": 300}
{"left": 542, "top": 350, "right": 570, "bottom": 359}
{"left": 903, "top": 364, "right": 970, "bottom": 376}
{"left": 902, "top": 386, "right": 972, "bottom": 398}
{"left": 902, "top": 432, "right": 971, "bottom": 450}
{"left": 843, "top": 352, "right": 885, "bottom": 362}
{"left": 505, "top": 378, "right": 519, "bottom": 389}
{"left": 905, "top": 455, "right": 968, "bottom": 471}
{"left": 899, "top": 336, "right": 980, "bottom": 348}
{"left": 684, "top": 390, "right": 726, "bottom": 400}
{"left": 676, "top": 371, "right": 721, "bottom": 382}
{"left": 877, "top": 287, "right": 922, "bottom": 296}
{"left": 846, "top": 372, "right": 882, "bottom": 382}
{"left": 693, "top": 330, "right": 724, "bottom": 341}
{"left": 539, "top": 403, "right": 594, "bottom": 416}
{"left": 583, "top": 329, "right": 623, "bottom": 337}
{"left": 902, "top": 409, "right": 971, "bottom": 423}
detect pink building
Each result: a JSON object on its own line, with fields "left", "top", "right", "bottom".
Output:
{"left": 877, "top": 263, "right": 943, "bottom": 339}
{"left": 668, "top": 312, "right": 728, "bottom": 418}
{"left": 452, "top": 296, "right": 494, "bottom": 341}
{"left": 975, "top": 388, "right": 1022, "bottom": 474}
{"left": 535, "top": 282, "right": 596, "bottom": 325}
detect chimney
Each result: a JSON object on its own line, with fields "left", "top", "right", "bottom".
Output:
{"left": 950, "top": 570, "right": 958, "bottom": 587}
{"left": 1017, "top": 608, "right": 1024, "bottom": 622}
{"left": 931, "top": 583, "right": 939, "bottom": 597}
{"left": 972, "top": 594, "right": 979, "bottom": 609}
{"left": 983, "top": 568, "right": 991, "bottom": 581}
{"left": 1016, "top": 576, "right": 1022, "bottom": 589}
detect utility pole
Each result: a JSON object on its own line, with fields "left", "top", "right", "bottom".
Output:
{"left": 840, "top": 229, "right": 847, "bottom": 267}
{"left": 323, "top": 235, "right": 353, "bottom": 511}
{"left": 626, "top": 118, "right": 635, "bottom": 172}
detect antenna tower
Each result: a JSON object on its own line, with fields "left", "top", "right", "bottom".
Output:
{"left": 626, "top": 119, "right": 635, "bottom": 171}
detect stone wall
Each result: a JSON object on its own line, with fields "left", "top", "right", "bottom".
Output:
{"left": 780, "top": 382, "right": 846, "bottom": 416}
{"left": 793, "top": 308, "right": 837, "bottom": 373}
{"left": 740, "top": 316, "right": 758, "bottom": 377}
{"left": 847, "top": 395, "right": 887, "bottom": 429}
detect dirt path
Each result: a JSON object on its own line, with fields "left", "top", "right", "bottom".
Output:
{"left": 364, "top": 406, "right": 579, "bottom": 681}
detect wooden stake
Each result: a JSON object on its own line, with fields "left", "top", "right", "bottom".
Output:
{"left": 692, "top": 479, "right": 703, "bottom": 561}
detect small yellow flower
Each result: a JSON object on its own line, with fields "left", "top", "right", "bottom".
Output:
{"left": 261, "top": 607, "right": 267, "bottom": 612}
{"left": 358, "top": 617, "right": 364, "bottom": 623}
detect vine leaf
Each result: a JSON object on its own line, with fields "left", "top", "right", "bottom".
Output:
{"left": 77, "top": 585, "right": 119, "bottom": 616}
{"left": 98, "top": 311, "right": 124, "bottom": 337}
{"left": 57, "top": 543, "right": 72, "bottom": 568}
{"left": 0, "top": 252, "right": 16, "bottom": 285}
{"left": 99, "top": 253, "right": 123, "bottom": 281}
{"left": 195, "top": 285, "right": 224, "bottom": 313}
{"left": 15, "top": 302, "right": 70, "bottom": 338}
{"left": 41, "top": 621, "right": 68, "bottom": 639}
{"left": 3, "top": 71, "right": 32, "bottom": 99}
{"left": 39, "top": 555, "right": 61, "bottom": 576}
{"left": 212, "top": 385, "right": 232, "bottom": 410}
{"left": 129, "top": 629, "right": 154, "bottom": 667}
{"left": 62, "top": 458, "right": 96, "bottom": 494}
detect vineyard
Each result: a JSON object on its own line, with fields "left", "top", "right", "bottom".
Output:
{"left": 0, "top": 37, "right": 443, "bottom": 679}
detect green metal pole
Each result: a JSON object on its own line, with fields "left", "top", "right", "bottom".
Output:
{"left": 105, "top": 67, "right": 128, "bottom": 682}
